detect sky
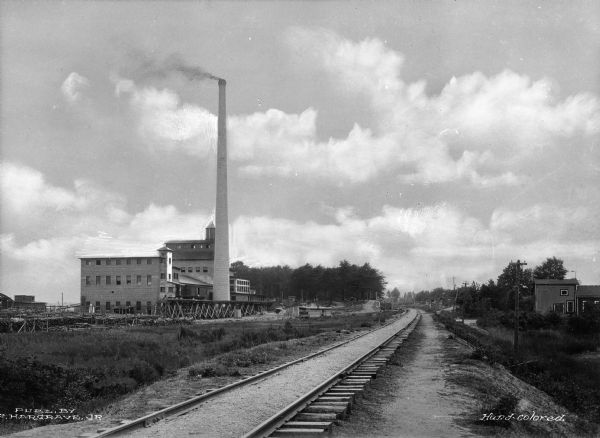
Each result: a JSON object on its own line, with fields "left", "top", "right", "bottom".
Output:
{"left": 1, "top": 0, "right": 599, "bottom": 304}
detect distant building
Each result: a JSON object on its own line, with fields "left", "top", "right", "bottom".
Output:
{"left": 0, "top": 294, "right": 46, "bottom": 311}
{"left": 80, "top": 246, "right": 173, "bottom": 314}
{"left": 534, "top": 278, "right": 600, "bottom": 315}
{"left": 80, "top": 223, "right": 265, "bottom": 313}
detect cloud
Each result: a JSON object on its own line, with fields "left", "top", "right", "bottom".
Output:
{"left": 61, "top": 72, "right": 90, "bottom": 103}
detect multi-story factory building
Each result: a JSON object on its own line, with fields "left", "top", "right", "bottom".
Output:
{"left": 80, "top": 246, "right": 173, "bottom": 314}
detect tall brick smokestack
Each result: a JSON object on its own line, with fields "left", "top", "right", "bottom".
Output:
{"left": 213, "top": 78, "right": 230, "bottom": 301}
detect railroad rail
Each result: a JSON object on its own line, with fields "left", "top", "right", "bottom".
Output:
{"left": 85, "top": 309, "right": 419, "bottom": 438}
{"left": 244, "top": 312, "right": 421, "bottom": 437}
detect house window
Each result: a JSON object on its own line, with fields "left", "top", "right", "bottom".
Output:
{"left": 147, "top": 275, "right": 152, "bottom": 286}
{"left": 96, "top": 276, "right": 101, "bottom": 285}
{"left": 126, "top": 259, "right": 131, "bottom": 265}
{"left": 160, "top": 257, "right": 165, "bottom": 264}
{"left": 116, "top": 275, "right": 121, "bottom": 285}
{"left": 96, "top": 259, "right": 101, "bottom": 265}
{"left": 174, "top": 273, "right": 179, "bottom": 280}
{"left": 136, "top": 275, "right": 142, "bottom": 286}
{"left": 106, "top": 302, "right": 111, "bottom": 310}
{"left": 85, "top": 276, "right": 91, "bottom": 286}
{"left": 168, "top": 287, "right": 174, "bottom": 293}
{"left": 147, "top": 258, "right": 152, "bottom": 265}
{"left": 106, "top": 259, "right": 111, "bottom": 265}
{"left": 160, "top": 286, "right": 165, "bottom": 293}
{"left": 85, "top": 260, "right": 90, "bottom": 265}
{"left": 553, "top": 303, "right": 565, "bottom": 313}
{"left": 196, "top": 267, "right": 201, "bottom": 272}
{"left": 160, "top": 273, "right": 165, "bottom": 279}
{"left": 188, "top": 267, "right": 192, "bottom": 272}
{"left": 116, "top": 259, "right": 121, "bottom": 265}
{"left": 126, "top": 275, "right": 131, "bottom": 285}
{"left": 106, "top": 276, "right": 111, "bottom": 285}
{"left": 566, "top": 300, "right": 575, "bottom": 313}
{"left": 203, "top": 267, "right": 208, "bottom": 273}
{"left": 137, "top": 258, "right": 141, "bottom": 265}
{"left": 560, "top": 289, "right": 569, "bottom": 296}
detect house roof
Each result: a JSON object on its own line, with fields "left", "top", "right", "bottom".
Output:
{"left": 577, "top": 285, "right": 600, "bottom": 297}
{"left": 533, "top": 278, "right": 579, "bottom": 285}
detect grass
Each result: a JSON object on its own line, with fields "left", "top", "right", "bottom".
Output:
{"left": 435, "top": 311, "right": 600, "bottom": 425}
{"left": 0, "top": 311, "right": 393, "bottom": 432}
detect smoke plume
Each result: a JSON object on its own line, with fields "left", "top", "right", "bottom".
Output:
{"left": 133, "top": 52, "right": 221, "bottom": 82}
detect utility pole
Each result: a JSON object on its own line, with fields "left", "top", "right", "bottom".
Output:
{"left": 514, "top": 259, "right": 527, "bottom": 354}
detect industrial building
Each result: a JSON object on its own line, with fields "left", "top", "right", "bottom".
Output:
{"left": 534, "top": 278, "right": 600, "bottom": 315}
{"left": 80, "top": 223, "right": 261, "bottom": 313}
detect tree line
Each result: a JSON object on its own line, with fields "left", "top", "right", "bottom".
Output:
{"left": 230, "top": 260, "right": 387, "bottom": 303}
{"left": 412, "top": 257, "right": 569, "bottom": 316}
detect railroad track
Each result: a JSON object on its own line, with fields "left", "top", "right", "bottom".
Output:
{"left": 244, "top": 312, "right": 421, "bottom": 437}
{"left": 85, "top": 310, "right": 420, "bottom": 438}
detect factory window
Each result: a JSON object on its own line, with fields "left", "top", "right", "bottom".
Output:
{"left": 136, "top": 258, "right": 141, "bottom": 265}
{"left": 85, "top": 260, "right": 90, "bottom": 265}
{"left": 126, "top": 301, "right": 131, "bottom": 307}
{"left": 136, "top": 275, "right": 142, "bottom": 286}
{"left": 177, "top": 245, "right": 182, "bottom": 249}
{"left": 106, "top": 259, "right": 111, "bottom": 265}
{"left": 116, "top": 301, "right": 121, "bottom": 307}
{"left": 160, "top": 273, "right": 165, "bottom": 279}
{"left": 203, "top": 267, "right": 208, "bottom": 273}
{"left": 160, "top": 286, "right": 165, "bottom": 293}
{"left": 95, "top": 301, "right": 100, "bottom": 311}
{"left": 136, "top": 301, "right": 142, "bottom": 311}
{"left": 106, "top": 276, "right": 111, "bottom": 285}
{"left": 96, "top": 260, "right": 101, "bottom": 265}
{"left": 85, "top": 301, "right": 91, "bottom": 309}
{"left": 168, "top": 258, "right": 171, "bottom": 265}
{"left": 168, "top": 287, "right": 174, "bottom": 293}
{"left": 85, "top": 276, "right": 91, "bottom": 286}
{"left": 116, "top": 275, "right": 121, "bottom": 285}
{"left": 146, "top": 301, "right": 152, "bottom": 314}
{"left": 96, "top": 276, "right": 101, "bottom": 285}
{"left": 196, "top": 267, "right": 201, "bottom": 272}
{"left": 126, "top": 275, "right": 131, "bottom": 285}
{"left": 147, "top": 258, "right": 152, "bottom": 265}
{"left": 160, "top": 257, "right": 165, "bottom": 264}
{"left": 560, "top": 289, "right": 569, "bottom": 296}
{"left": 126, "top": 259, "right": 131, "bottom": 265}
{"left": 173, "top": 273, "right": 179, "bottom": 280}
{"left": 116, "top": 259, "right": 121, "bottom": 265}
{"left": 147, "top": 275, "right": 152, "bottom": 286}
{"left": 188, "top": 267, "right": 192, "bottom": 272}
{"left": 168, "top": 273, "right": 171, "bottom": 280}
{"left": 106, "top": 302, "right": 111, "bottom": 311}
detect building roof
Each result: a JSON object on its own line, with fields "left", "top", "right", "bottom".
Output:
{"left": 156, "top": 246, "right": 173, "bottom": 252}
{"left": 79, "top": 252, "right": 160, "bottom": 259}
{"left": 534, "top": 278, "right": 579, "bottom": 285}
{"left": 577, "top": 285, "right": 600, "bottom": 296}
{"left": 178, "top": 274, "right": 212, "bottom": 286}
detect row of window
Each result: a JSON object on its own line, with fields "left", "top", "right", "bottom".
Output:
{"left": 85, "top": 272, "right": 181, "bottom": 286}
{"left": 178, "top": 266, "right": 210, "bottom": 273}
{"left": 172, "top": 243, "right": 212, "bottom": 249}
{"left": 84, "top": 258, "right": 171, "bottom": 266}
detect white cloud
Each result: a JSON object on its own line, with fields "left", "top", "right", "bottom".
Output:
{"left": 61, "top": 72, "right": 90, "bottom": 103}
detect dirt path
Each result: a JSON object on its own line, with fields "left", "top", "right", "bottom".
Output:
{"left": 334, "top": 312, "right": 597, "bottom": 438}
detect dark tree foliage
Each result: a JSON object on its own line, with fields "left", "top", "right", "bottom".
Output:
{"left": 533, "top": 257, "right": 568, "bottom": 280}
{"left": 230, "top": 260, "right": 386, "bottom": 303}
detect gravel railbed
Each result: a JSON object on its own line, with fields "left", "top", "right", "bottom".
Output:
{"left": 125, "top": 309, "right": 417, "bottom": 438}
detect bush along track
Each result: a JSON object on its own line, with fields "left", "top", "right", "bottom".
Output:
{"left": 433, "top": 311, "right": 600, "bottom": 427}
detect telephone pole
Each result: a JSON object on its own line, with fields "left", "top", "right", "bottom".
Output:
{"left": 514, "top": 259, "right": 527, "bottom": 354}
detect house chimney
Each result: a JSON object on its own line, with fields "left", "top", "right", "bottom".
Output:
{"left": 213, "top": 79, "right": 230, "bottom": 301}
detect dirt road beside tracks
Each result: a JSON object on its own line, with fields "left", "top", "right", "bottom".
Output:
{"left": 335, "top": 312, "right": 597, "bottom": 437}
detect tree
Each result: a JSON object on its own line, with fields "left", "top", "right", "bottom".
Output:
{"left": 533, "top": 257, "right": 567, "bottom": 280}
{"left": 390, "top": 287, "right": 400, "bottom": 303}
